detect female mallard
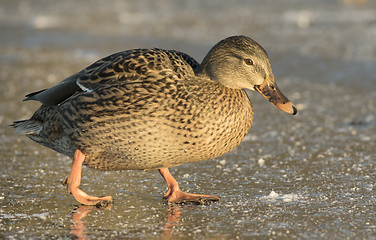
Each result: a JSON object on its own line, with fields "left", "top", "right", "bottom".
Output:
{"left": 12, "top": 36, "right": 296, "bottom": 206}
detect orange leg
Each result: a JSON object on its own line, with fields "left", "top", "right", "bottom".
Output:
{"left": 62, "top": 149, "right": 113, "bottom": 207}
{"left": 158, "top": 168, "right": 220, "bottom": 204}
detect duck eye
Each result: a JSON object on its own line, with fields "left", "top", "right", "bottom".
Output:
{"left": 244, "top": 58, "right": 253, "bottom": 65}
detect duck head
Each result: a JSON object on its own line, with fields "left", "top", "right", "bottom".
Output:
{"left": 198, "top": 36, "right": 297, "bottom": 115}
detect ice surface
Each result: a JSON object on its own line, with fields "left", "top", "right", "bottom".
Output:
{"left": 1, "top": 0, "right": 376, "bottom": 239}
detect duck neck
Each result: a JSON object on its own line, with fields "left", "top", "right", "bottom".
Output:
{"left": 195, "top": 60, "right": 212, "bottom": 80}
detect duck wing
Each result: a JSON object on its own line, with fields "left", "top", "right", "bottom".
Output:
{"left": 23, "top": 49, "right": 199, "bottom": 106}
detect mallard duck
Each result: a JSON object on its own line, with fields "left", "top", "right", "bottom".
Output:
{"left": 12, "top": 36, "right": 296, "bottom": 206}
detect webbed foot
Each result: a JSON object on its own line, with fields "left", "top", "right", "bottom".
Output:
{"left": 62, "top": 149, "right": 113, "bottom": 207}
{"left": 159, "top": 168, "right": 220, "bottom": 204}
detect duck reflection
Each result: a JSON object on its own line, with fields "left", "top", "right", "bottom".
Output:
{"left": 161, "top": 204, "right": 182, "bottom": 238}
{"left": 69, "top": 203, "right": 182, "bottom": 239}
{"left": 70, "top": 204, "right": 112, "bottom": 240}
{"left": 70, "top": 205, "right": 95, "bottom": 240}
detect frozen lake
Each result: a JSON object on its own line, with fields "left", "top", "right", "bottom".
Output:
{"left": 1, "top": 0, "right": 375, "bottom": 239}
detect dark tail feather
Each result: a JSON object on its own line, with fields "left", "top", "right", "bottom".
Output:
{"left": 23, "top": 89, "right": 47, "bottom": 101}
{"left": 11, "top": 120, "right": 42, "bottom": 134}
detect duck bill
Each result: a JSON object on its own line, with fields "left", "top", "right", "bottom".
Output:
{"left": 254, "top": 78, "right": 297, "bottom": 115}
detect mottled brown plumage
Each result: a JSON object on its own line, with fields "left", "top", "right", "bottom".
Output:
{"left": 12, "top": 36, "right": 296, "bottom": 205}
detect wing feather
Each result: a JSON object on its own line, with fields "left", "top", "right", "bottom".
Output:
{"left": 23, "top": 48, "right": 199, "bottom": 106}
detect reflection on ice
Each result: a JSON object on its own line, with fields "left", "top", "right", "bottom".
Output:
{"left": 70, "top": 203, "right": 183, "bottom": 240}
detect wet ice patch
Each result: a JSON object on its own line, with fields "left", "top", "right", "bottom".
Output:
{"left": 216, "top": 159, "right": 227, "bottom": 169}
{"left": 242, "top": 134, "right": 258, "bottom": 141}
{"left": 70, "top": 49, "right": 100, "bottom": 62}
{"left": 219, "top": 160, "right": 226, "bottom": 166}
{"left": 31, "top": 15, "right": 61, "bottom": 29}
{"left": 260, "top": 191, "right": 300, "bottom": 203}
{"left": 280, "top": 193, "right": 300, "bottom": 203}
{"left": 257, "top": 158, "right": 265, "bottom": 167}
{"left": 1, "top": 212, "right": 49, "bottom": 220}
